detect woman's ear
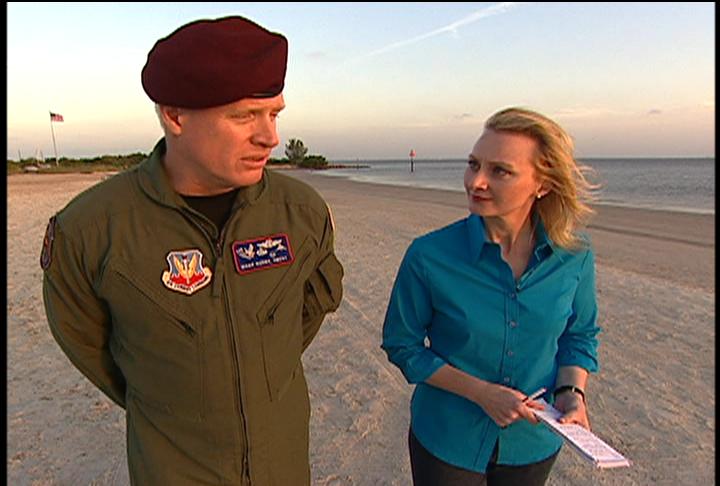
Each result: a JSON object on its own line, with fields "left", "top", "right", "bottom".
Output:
{"left": 536, "top": 182, "right": 551, "bottom": 199}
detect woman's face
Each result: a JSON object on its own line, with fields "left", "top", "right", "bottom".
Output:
{"left": 464, "top": 129, "right": 544, "bottom": 221}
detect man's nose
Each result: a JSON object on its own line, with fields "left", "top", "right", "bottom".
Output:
{"left": 252, "top": 116, "right": 279, "bottom": 148}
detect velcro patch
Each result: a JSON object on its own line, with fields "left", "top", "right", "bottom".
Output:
{"left": 232, "top": 234, "right": 294, "bottom": 275}
{"left": 161, "top": 249, "right": 213, "bottom": 295}
{"left": 40, "top": 216, "right": 57, "bottom": 270}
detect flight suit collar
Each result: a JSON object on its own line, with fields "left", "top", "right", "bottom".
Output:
{"left": 138, "top": 138, "right": 268, "bottom": 210}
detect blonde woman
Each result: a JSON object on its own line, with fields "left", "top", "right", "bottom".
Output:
{"left": 382, "top": 107, "right": 600, "bottom": 485}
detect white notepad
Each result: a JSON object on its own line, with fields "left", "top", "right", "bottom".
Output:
{"left": 533, "top": 399, "right": 631, "bottom": 469}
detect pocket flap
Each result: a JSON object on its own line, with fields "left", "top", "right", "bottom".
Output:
{"left": 109, "top": 260, "right": 201, "bottom": 331}
{"left": 255, "top": 237, "right": 315, "bottom": 324}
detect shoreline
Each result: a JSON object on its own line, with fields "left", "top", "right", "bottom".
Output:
{"left": 304, "top": 170, "right": 715, "bottom": 216}
{"left": 287, "top": 170, "right": 714, "bottom": 292}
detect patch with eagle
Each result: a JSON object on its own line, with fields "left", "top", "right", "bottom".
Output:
{"left": 232, "top": 234, "right": 294, "bottom": 275}
{"left": 161, "top": 249, "right": 213, "bottom": 295}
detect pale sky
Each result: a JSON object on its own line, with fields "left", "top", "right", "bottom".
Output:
{"left": 7, "top": 2, "right": 715, "bottom": 160}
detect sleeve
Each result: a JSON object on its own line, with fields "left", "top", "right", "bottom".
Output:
{"left": 381, "top": 242, "right": 447, "bottom": 384}
{"left": 301, "top": 205, "right": 344, "bottom": 351}
{"left": 41, "top": 217, "right": 127, "bottom": 408}
{"left": 556, "top": 248, "right": 601, "bottom": 373}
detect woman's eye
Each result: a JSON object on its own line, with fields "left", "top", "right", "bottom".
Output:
{"left": 494, "top": 166, "right": 511, "bottom": 176}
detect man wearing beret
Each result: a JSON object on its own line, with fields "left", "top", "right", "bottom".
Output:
{"left": 41, "top": 16, "right": 344, "bottom": 485}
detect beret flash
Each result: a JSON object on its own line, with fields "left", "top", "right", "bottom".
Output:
{"left": 141, "top": 16, "right": 288, "bottom": 109}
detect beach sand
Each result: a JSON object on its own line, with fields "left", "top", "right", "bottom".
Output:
{"left": 8, "top": 171, "right": 715, "bottom": 485}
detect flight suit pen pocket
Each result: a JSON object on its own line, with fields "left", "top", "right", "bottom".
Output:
{"left": 255, "top": 238, "right": 314, "bottom": 325}
{"left": 255, "top": 238, "right": 315, "bottom": 402}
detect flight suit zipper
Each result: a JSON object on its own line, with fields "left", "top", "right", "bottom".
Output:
{"left": 217, "top": 221, "right": 252, "bottom": 484}
{"left": 181, "top": 208, "right": 252, "bottom": 483}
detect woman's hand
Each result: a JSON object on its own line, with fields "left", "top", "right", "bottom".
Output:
{"left": 554, "top": 391, "right": 591, "bottom": 430}
{"left": 475, "top": 384, "right": 545, "bottom": 428}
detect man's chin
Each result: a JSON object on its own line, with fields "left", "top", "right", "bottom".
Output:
{"left": 234, "top": 169, "right": 264, "bottom": 187}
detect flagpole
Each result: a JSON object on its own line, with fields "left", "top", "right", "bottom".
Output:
{"left": 49, "top": 112, "right": 59, "bottom": 166}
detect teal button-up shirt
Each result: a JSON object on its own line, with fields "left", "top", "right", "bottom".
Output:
{"left": 382, "top": 214, "right": 600, "bottom": 473}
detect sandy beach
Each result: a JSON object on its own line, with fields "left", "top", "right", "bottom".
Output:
{"left": 7, "top": 171, "right": 714, "bottom": 485}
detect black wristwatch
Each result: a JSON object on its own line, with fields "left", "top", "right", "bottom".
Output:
{"left": 553, "top": 385, "right": 586, "bottom": 403}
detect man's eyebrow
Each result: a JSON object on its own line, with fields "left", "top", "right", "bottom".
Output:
{"left": 229, "top": 104, "right": 285, "bottom": 115}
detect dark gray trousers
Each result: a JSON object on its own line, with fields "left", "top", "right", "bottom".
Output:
{"left": 409, "top": 428, "right": 558, "bottom": 486}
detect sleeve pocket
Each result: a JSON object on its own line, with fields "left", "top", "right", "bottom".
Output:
{"left": 304, "top": 253, "right": 344, "bottom": 317}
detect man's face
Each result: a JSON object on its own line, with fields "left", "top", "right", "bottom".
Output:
{"left": 174, "top": 94, "right": 285, "bottom": 193}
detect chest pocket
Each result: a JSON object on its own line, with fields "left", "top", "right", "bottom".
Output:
{"left": 255, "top": 238, "right": 316, "bottom": 402}
{"left": 103, "top": 259, "right": 204, "bottom": 419}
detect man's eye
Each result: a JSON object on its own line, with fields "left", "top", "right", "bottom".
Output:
{"left": 467, "top": 159, "right": 480, "bottom": 170}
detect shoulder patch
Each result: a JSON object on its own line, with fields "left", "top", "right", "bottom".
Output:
{"left": 161, "top": 249, "right": 213, "bottom": 295}
{"left": 40, "top": 216, "right": 57, "bottom": 270}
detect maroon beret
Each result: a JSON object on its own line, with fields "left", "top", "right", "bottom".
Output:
{"left": 141, "top": 16, "right": 288, "bottom": 109}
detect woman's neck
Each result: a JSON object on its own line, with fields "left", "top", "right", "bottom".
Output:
{"left": 483, "top": 213, "right": 535, "bottom": 254}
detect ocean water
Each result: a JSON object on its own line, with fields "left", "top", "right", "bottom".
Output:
{"left": 319, "top": 158, "right": 715, "bottom": 215}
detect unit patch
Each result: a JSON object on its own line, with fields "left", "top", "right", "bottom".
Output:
{"left": 232, "top": 234, "right": 294, "bottom": 275}
{"left": 40, "top": 216, "right": 57, "bottom": 270}
{"left": 161, "top": 249, "right": 213, "bottom": 295}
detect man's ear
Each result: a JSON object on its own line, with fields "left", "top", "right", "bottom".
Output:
{"left": 158, "top": 105, "right": 183, "bottom": 136}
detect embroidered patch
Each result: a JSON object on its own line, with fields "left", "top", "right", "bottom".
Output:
{"left": 161, "top": 249, "right": 213, "bottom": 295}
{"left": 40, "top": 216, "right": 57, "bottom": 270}
{"left": 232, "top": 234, "right": 294, "bottom": 275}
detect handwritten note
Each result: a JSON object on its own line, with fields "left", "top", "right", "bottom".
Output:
{"left": 534, "top": 399, "right": 631, "bottom": 469}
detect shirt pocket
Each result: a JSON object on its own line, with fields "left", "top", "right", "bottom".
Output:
{"left": 255, "top": 237, "right": 316, "bottom": 402}
{"left": 104, "top": 260, "right": 204, "bottom": 419}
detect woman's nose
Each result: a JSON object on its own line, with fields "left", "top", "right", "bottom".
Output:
{"left": 469, "top": 170, "right": 489, "bottom": 190}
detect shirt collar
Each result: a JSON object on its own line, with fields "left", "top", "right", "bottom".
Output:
{"left": 466, "top": 212, "right": 558, "bottom": 263}
{"left": 138, "top": 137, "right": 267, "bottom": 209}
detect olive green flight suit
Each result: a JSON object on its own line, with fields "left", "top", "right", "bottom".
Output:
{"left": 42, "top": 139, "right": 344, "bottom": 485}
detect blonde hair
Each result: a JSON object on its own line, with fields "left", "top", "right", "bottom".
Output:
{"left": 485, "top": 107, "right": 599, "bottom": 250}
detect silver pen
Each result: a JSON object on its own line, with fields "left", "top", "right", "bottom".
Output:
{"left": 522, "top": 387, "right": 547, "bottom": 403}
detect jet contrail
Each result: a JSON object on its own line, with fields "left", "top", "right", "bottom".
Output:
{"left": 353, "top": 2, "right": 524, "bottom": 61}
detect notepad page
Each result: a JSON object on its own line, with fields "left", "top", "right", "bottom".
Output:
{"left": 534, "top": 399, "right": 630, "bottom": 468}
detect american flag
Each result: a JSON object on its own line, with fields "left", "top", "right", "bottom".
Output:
{"left": 50, "top": 112, "right": 64, "bottom": 122}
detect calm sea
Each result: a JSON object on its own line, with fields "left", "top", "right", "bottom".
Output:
{"left": 319, "top": 158, "right": 715, "bottom": 215}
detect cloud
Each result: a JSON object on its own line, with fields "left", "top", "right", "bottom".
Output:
{"left": 454, "top": 113, "right": 474, "bottom": 120}
{"left": 349, "top": 2, "right": 524, "bottom": 62}
{"left": 552, "top": 107, "right": 626, "bottom": 119}
{"left": 306, "top": 51, "right": 329, "bottom": 61}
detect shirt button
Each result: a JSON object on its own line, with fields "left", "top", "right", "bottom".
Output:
{"left": 509, "top": 321, "right": 518, "bottom": 328}
{"left": 509, "top": 292, "right": 516, "bottom": 299}
{"left": 507, "top": 350, "right": 514, "bottom": 357}
{"left": 503, "top": 377, "right": 511, "bottom": 383}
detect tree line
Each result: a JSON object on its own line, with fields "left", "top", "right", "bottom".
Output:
{"left": 8, "top": 139, "right": 328, "bottom": 174}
